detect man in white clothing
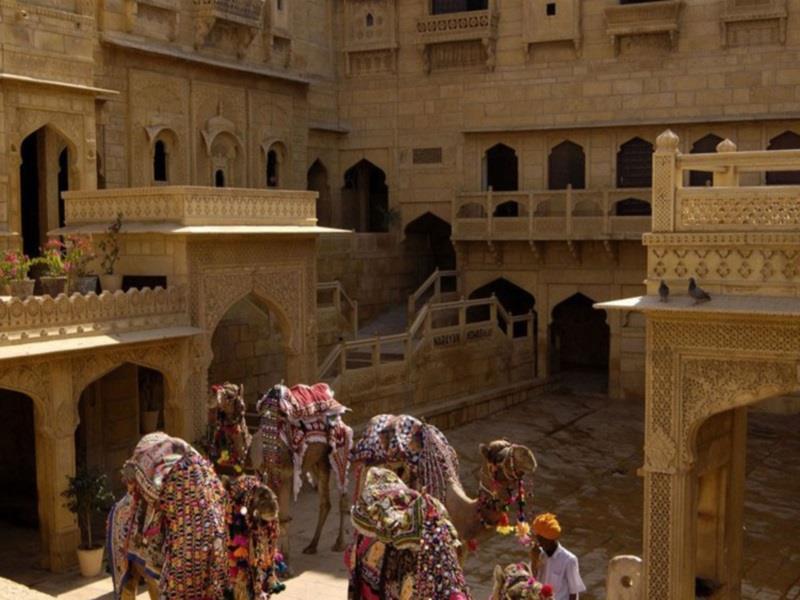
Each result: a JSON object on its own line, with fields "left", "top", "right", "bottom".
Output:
{"left": 530, "top": 512, "right": 586, "bottom": 600}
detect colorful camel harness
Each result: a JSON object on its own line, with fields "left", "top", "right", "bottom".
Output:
{"left": 208, "top": 382, "right": 252, "bottom": 473}
{"left": 257, "top": 383, "right": 353, "bottom": 498}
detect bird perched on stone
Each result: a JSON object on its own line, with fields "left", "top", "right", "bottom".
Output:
{"left": 688, "top": 277, "right": 711, "bottom": 305}
{"left": 658, "top": 280, "right": 669, "bottom": 303}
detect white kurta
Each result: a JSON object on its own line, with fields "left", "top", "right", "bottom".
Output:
{"left": 535, "top": 543, "right": 587, "bottom": 600}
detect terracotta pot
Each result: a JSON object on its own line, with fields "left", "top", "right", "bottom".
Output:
{"left": 100, "top": 274, "right": 123, "bottom": 292}
{"left": 40, "top": 276, "right": 68, "bottom": 297}
{"left": 8, "top": 279, "right": 35, "bottom": 299}
{"left": 77, "top": 546, "right": 104, "bottom": 577}
{"left": 72, "top": 276, "right": 98, "bottom": 295}
{"left": 141, "top": 410, "right": 159, "bottom": 434}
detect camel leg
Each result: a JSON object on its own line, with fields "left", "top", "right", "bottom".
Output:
{"left": 332, "top": 490, "right": 349, "bottom": 552}
{"left": 302, "top": 463, "right": 331, "bottom": 555}
{"left": 120, "top": 573, "right": 139, "bottom": 600}
{"left": 277, "top": 467, "right": 294, "bottom": 572}
{"left": 144, "top": 573, "right": 159, "bottom": 600}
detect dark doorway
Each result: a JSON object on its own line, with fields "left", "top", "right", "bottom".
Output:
{"left": 548, "top": 140, "right": 585, "bottom": 190}
{"left": 215, "top": 169, "right": 225, "bottom": 188}
{"left": 431, "top": 0, "right": 487, "bottom": 14}
{"left": 153, "top": 140, "right": 168, "bottom": 183}
{"left": 485, "top": 144, "right": 518, "bottom": 192}
{"left": 267, "top": 149, "right": 279, "bottom": 188}
{"left": 469, "top": 278, "right": 536, "bottom": 338}
{"left": 614, "top": 198, "right": 652, "bottom": 216}
{"left": 404, "top": 212, "right": 456, "bottom": 286}
{"left": 617, "top": 137, "right": 653, "bottom": 188}
{"left": 57, "top": 148, "right": 68, "bottom": 229}
{"left": 20, "top": 133, "right": 41, "bottom": 258}
{"left": 307, "top": 159, "right": 332, "bottom": 227}
{"left": 766, "top": 131, "right": 800, "bottom": 185}
{"left": 0, "top": 391, "right": 38, "bottom": 529}
{"left": 342, "top": 160, "right": 389, "bottom": 232}
{"left": 689, "top": 134, "right": 723, "bottom": 187}
{"left": 550, "top": 293, "right": 609, "bottom": 378}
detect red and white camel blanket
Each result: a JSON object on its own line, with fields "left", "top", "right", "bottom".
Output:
{"left": 257, "top": 383, "right": 353, "bottom": 500}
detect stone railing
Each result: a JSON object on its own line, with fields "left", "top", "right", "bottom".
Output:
{"left": 0, "top": 286, "right": 190, "bottom": 348}
{"left": 63, "top": 186, "right": 318, "bottom": 227}
{"left": 416, "top": 8, "right": 498, "bottom": 42}
{"left": 192, "top": 0, "right": 265, "bottom": 25}
{"left": 453, "top": 187, "right": 651, "bottom": 242}
{"left": 317, "top": 281, "right": 359, "bottom": 338}
{"left": 605, "top": 0, "right": 683, "bottom": 54}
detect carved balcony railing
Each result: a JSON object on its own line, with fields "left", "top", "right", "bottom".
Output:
{"left": 721, "top": 0, "right": 786, "bottom": 47}
{"left": 604, "top": 0, "right": 683, "bottom": 55}
{"left": 63, "top": 186, "right": 318, "bottom": 228}
{"left": 192, "top": 0, "right": 266, "bottom": 54}
{"left": 0, "top": 286, "right": 192, "bottom": 353}
{"left": 415, "top": 3, "right": 499, "bottom": 72}
{"left": 452, "top": 187, "right": 652, "bottom": 242}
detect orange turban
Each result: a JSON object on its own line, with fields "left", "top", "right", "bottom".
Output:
{"left": 533, "top": 513, "right": 562, "bottom": 540}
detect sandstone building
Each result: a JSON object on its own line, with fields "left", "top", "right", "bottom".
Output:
{"left": 0, "top": 0, "right": 798, "bottom": 584}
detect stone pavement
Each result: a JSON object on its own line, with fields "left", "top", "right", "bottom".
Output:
{"left": 2, "top": 383, "right": 798, "bottom": 599}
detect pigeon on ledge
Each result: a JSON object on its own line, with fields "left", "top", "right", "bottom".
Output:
{"left": 658, "top": 280, "right": 669, "bottom": 303}
{"left": 688, "top": 277, "right": 711, "bottom": 305}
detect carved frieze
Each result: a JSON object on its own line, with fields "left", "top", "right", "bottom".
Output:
{"left": 604, "top": 0, "right": 683, "bottom": 56}
{"left": 344, "top": 0, "right": 398, "bottom": 76}
{"left": 192, "top": 0, "right": 266, "bottom": 57}
{"left": 416, "top": 5, "right": 498, "bottom": 73}
{"left": 721, "top": 0, "right": 787, "bottom": 47}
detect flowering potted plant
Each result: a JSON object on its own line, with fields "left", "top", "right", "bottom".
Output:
{"left": 97, "top": 213, "right": 123, "bottom": 292}
{"left": 64, "top": 235, "right": 97, "bottom": 294}
{"left": 35, "top": 239, "right": 68, "bottom": 297}
{"left": 1, "top": 250, "right": 34, "bottom": 298}
{"left": 61, "top": 467, "right": 114, "bottom": 577}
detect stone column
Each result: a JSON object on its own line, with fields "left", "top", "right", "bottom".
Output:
{"left": 651, "top": 130, "right": 679, "bottom": 234}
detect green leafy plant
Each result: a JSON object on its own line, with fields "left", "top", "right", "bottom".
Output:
{"left": 97, "top": 213, "right": 123, "bottom": 275}
{"left": 0, "top": 250, "right": 32, "bottom": 283}
{"left": 61, "top": 467, "right": 114, "bottom": 550}
{"left": 34, "top": 239, "right": 67, "bottom": 276}
{"left": 64, "top": 235, "right": 95, "bottom": 278}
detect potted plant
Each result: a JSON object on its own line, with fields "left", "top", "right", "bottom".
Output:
{"left": 36, "top": 239, "right": 68, "bottom": 297}
{"left": 140, "top": 369, "right": 160, "bottom": 433}
{"left": 1, "top": 250, "right": 34, "bottom": 298}
{"left": 97, "top": 213, "right": 123, "bottom": 292}
{"left": 64, "top": 235, "right": 97, "bottom": 294}
{"left": 61, "top": 467, "right": 114, "bottom": 577}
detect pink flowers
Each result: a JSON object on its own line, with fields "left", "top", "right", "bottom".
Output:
{"left": 63, "top": 235, "right": 95, "bottom": 277}
{"left": 0, "top": 250, "right": 32, "bottom": 282}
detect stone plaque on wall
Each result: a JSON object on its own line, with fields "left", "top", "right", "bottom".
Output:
{"left": 413, "top": 147, "right": 443, "bottom": 164}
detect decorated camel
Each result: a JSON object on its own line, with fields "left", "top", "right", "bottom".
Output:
{"left": 350, "top": 414, "right": 538, "bottom": 549}
{"left": 346, "top": 466, "right": 472, "bottom": 600}
{"left": 490, "top": 562, "right": 554, "bottom": 600}
{"left": 107, "top": 432, "right": 286, "bottom": 600}
{"left": 208, "top": 382, "right": 353, "bottom": 560}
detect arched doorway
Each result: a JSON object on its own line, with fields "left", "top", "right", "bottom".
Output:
{"left": 404, "top": 212, "right": 456, "bottom": 286}
{"left": 341, "top": 160, "right": 389, "bottom": 232}
{"left": 550, "top": 293, "right": 609, "bottom": 388}
{"left": 548, "top": 140, "right": 585, "bottom": 190}
{"left": 484, "top": 143, "right": 520, "bottom": 217}
{"left": 307, "top": 159, "right": 332, "bottom": 227}
{"left": 209, "top": 295, "right": 287, "bottom": 409}
{"left": 765, "top": 130, "right": 800, "bottom": 185}
{"left": 469, "top": 278, "right": 536, "bottom": 338}
{"left": 19, "top": 126, "right": 73, "bottom": 257}
{"left": 689, "top": 134, "right": 723, "bottom": 187}
{"left": 617, "top": 137, "right": 653, "bottom": 188}
{"left": 614, "top": 198, "right": 652, "bottom": 216}
{"left": 0, "top": 389, "right": 39, "bottom": 576}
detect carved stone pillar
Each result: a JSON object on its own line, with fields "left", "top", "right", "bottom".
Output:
{"left": 651, "top": 130, "right": 679, "bottom": 233}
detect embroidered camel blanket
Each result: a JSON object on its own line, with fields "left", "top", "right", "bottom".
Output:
{"left": 258, "top": 383, "right": 353, "bottom": 500}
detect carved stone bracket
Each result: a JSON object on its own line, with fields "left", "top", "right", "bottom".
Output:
{"left": 192, "top": 0, "right": 266, "bottom": 56}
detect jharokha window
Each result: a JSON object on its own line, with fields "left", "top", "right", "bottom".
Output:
{"left": 431, "top": 0, "right": 488, "bottom": 15}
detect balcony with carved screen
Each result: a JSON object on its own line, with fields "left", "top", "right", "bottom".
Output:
{"left": 193, "top": 0, "right": 266, "bottom": 54}
{"left": 720, "top": 0, "right": 787, "bottom": 47}
{"left": 416, "top": 0, "right": 499, "bottom": 73}
{"left": 604, "top": 0, "right": 683, "bottom": 56}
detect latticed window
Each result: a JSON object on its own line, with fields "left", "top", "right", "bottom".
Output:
{"left": 617, "top": 137, "right": 653, "bottom": 188}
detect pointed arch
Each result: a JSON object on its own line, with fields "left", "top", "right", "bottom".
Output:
{"left": 548, "top": 140, "right": 585, "bottom": 190}
{"left": 617, "top": 137, "right": 653, "bottom": 188}
{"left": 483, "top": 143, "right": 519, "bottom": 193}
{"left": 550, "top": 292, "right": 609, "bottom": 374}
{"left": 689, "top": 134, "right": 724, "bottom": 187}
{"left": 342, "top": 159, "right": 389, "bottom": 232}
{"left": 766, "top": 131, "right": 800, "bottom": 185}
{"left": 307, "top": 158, "right": 331, "bottom": 227}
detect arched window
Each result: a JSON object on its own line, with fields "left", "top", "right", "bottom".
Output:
{"left": 548, "top": 140, "right": 585, "bottom": 190}
{"left": 689, "top": 134, "right": 723, "bottom": 187}
{"left": 342, "top": 160, "right": 389, "bottom": 232}
{"left": 366, "top": 13, "right": 374, "bottom": 26}
{"left": 766, "top": 131, "right": 800, "bottom": 185}
{"left": 616, "top": 137, "right": 653, "bottom": 188}
{"left": 483, "top": 143, "right": 519, "bottom": 192}
{"left": 267, "top": 149, "right": 279, "bottom": 188}
{"left": 215, "top": 169, "right": 225, "bottom": 187}
{"left": 614, "top": 198, "right": 651, "bottom": 216}
{"left": 153, "top": 140, "right": 168, "bottom": 183}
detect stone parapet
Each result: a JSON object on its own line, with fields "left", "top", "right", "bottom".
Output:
{"left": 62, "top": 186, "right": 318, "bottom": 227}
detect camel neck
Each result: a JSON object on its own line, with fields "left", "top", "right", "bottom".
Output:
{"left": 445, "top": 478, "right": 491, "bottom": 543}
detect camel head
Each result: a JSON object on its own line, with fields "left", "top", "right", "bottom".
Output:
{"left": 222, "top": 474, "right": 280, "bottom": 522}
{"left": 477, "top": 440, "right": 537, "bottom": 528}
{"left": 491, "top": 563, "right": 552, "bottom": 600}
{"left": 211, "top": 382, "right": 247, "bottom": 422}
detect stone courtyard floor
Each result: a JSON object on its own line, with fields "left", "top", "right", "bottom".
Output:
{"left": 1, "top": 382, "right": 798, "bottom": 599}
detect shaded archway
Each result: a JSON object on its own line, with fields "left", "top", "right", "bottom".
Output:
{"left": 689, "top": 134, "right": 723, "bottom": 187}
{"left": 548, "top": 140, "right": 585, "bottom": 190}
{"left": 468, "top": 278, "right": 536, "bottom": 338}
{"left": 766, "top": 130, "right": 800, "bottom": 185}
{"left": 307, "top": 159, "right": 332, "bottom": 227}
{"left": 614, "top": 198, "right": 652, "bottom": 216}
{"left": 0, "top": 389, "right": 40, "bottom": 576}
{"left": 484, "top": 143, "right": 519, "bottom": 192}
{"left": 209, "top": 294, "right": 287, "bottom": 409}
{"left": 404, "top": 212, "right": 456, "bottom": 287}
{"left": 19, "top": 126, "right": 73, "bottom": 257}
{"left": 617, "top": 137, "right": 653, "bottom": 188}
{"left": 342, "top": 160, "right": 389, "bottom": 232}
{"left": 550, "top": 293, "right": 609, "bottom": 380}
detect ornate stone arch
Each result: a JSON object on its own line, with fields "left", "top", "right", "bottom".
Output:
{"left": 0, "top": 362, "right": 49, "bottom": 431}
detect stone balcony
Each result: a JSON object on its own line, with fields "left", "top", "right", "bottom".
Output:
{"left": 453, "top": 188, "right": 651, "bottom": 243}
{"left": 415, "top": 3, "right": 499, "bottom": 72}
{"left": 192, "top": 0, "right": 266, "bottom": 53}
{"left": 61, "top": 186, "right": 319, "bottom": 232}
{"left": 604, "top": 0, "right": 683, "bottom": 55}
{"left": 0, "top": 286, "right": 196, "bottom": 359}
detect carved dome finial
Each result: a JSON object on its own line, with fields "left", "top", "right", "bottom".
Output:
{"left": 716, "top": 138, "right": 737, "bottom": 153}
{"left": 656, "top": 129, "right": 679, "bottom": 152}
